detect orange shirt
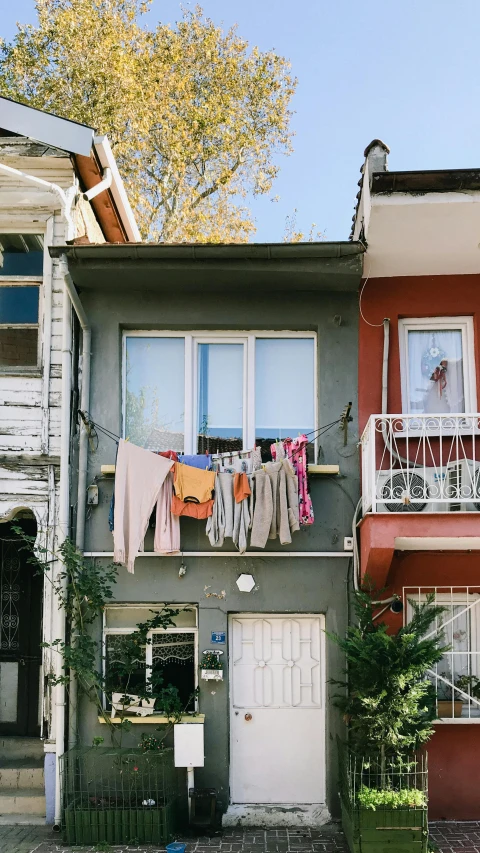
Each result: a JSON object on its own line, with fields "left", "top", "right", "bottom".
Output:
{"left": 171, "top": 495, "right": 214, "bottom": 518}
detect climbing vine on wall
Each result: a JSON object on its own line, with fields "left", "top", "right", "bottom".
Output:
{"left": 15, "top": 529, "right": 194, "bottom": 746}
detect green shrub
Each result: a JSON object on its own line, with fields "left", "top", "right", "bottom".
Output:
{"left": 357, "top": 786, "right": 427, "bottom": 810}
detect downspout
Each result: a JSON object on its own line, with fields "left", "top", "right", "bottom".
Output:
{"left": 381, "top": 319, "right": 390, "bottom": 416}
{"left": 54, "top": 257, "right": 92, "bottom": 826}
{"left": 82, "top": 167, "right": 112, "bottom": 202}
{"left": 53, "top": 257, "right": 73, "bottom": 829}
{"left": 381, "top": 318, "right": 417, "bottom": 467}
{"left": 64, "top": 268, "right": 91, "bottom": 753}
{"left": 0, "top": 162, "right": 76, "bottom": 241}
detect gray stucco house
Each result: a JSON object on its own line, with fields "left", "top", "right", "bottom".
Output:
{"left": 52, "top": 240, "right": 363, "bottom": 826}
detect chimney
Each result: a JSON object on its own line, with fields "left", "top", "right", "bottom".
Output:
{"left": 363, "top": 139, "right": 390, "bottom": 174}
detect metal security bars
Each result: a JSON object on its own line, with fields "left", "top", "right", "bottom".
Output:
{"left": 361, "top": 414, "right": 480, "bottom": 513}
{"left": 60, "top": 746, "right": 178, "bottom": 844}
{"left": 404, "top": 588, "right": 480, "bottom": 721}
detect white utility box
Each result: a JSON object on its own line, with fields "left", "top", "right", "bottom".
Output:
{"left": 174, "top": 722, "right": 204, "bottom": 768}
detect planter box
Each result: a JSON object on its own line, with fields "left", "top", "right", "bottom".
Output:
{"left": 341, "top": 799, "right": 428, "bottom": 853}
{"left": 201, "top": 669, "right": 223, "bottom": 681}
{"left": 437, "top": 700, "right": 463, "bottom": 719}
{"left": 63, "top": 801, "right": 175, "bottom": 845}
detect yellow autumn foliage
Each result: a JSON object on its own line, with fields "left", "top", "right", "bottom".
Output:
{"left": 0, "top": 0, "right": 296, "bottom": 242}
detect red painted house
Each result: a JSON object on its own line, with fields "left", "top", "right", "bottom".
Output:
{"left": 353, "top": 140, "right": 480, "bottom": 820}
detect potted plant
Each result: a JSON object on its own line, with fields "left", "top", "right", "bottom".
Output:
{"left": 330, "top": 589, "right": 448, "bottom": 853}
{"left": 200, "top": 650, "right": 223, "bottom": 681}
{"left": 455, "top": 674, "right": 480, "bottom": 716}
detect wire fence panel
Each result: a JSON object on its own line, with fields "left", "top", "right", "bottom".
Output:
{"left": 337, "top": 739, "right": 428, "bottom": 853}
{"left": 60, "top": 746, "right": 179, "bottom": 845}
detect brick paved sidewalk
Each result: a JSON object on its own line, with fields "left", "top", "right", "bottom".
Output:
{"left": 2, "top": 821, "right": 480, "bottom": 853}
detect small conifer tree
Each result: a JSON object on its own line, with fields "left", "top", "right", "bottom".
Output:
{"left": 330, "top": 589, "right": 448, "bottom": 763}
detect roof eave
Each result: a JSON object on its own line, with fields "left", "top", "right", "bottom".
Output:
{"left": 49, "top": 240, "right": 364, "bottom": 261}
{"left": 93, "top": 136, "right": 141, "bottom": 242}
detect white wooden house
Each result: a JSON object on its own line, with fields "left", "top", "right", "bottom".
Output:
{"left": 0, "top": 97, "right": 139, "bottom": 824}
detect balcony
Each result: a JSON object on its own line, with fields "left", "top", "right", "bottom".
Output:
{"left": 360, "top": 415, "right": 480, "bottom": 584}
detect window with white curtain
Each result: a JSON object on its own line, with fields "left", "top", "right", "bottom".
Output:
{"left": 123, "top": 332, "right": 316, "bottom": 453}
{"left": 103, "top": 605, "right": 198, "bottom": 713}
{"left": 398, "top": 317, "right": 476, "bottom": 415}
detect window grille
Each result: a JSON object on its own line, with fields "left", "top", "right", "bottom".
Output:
{"left": 404, "top": 586, "right": 480, "bottom": 720}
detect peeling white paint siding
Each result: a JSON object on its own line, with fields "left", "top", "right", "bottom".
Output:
{"left": 0, "top": 145, "right": 106, "bottom": 739}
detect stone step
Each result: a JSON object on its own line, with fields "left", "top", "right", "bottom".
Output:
{"left": 0, "top": 813, "right": 46, "bottom": 825}
{"left": 0, "top": 788, "right": 45, "bottom": 816}
{"left": 0, "top": 738, "right": 43, "bottom": 761}
{"left": 0, "top": 760, "right": 44, "bottom": 790}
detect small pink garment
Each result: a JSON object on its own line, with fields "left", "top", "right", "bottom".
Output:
{"left": 273, "top": 436, "right": 314, "bottom": 526}
{"left": 113, "top": 439, "right": 173, "bottom": 573}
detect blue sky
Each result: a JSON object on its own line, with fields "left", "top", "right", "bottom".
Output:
{"left": 3, "top": 0, "right": 480, "bottom": 242}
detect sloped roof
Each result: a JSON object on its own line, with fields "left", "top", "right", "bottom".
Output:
{"left": 0, "top": 97, "right": 140, "bottom": 242}
{"left": 0, "top": 96, "right": 94, "bottom": 156}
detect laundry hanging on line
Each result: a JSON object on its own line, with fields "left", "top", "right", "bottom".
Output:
{"left": 113, "top": 439, "right": 174, "bottom": 573}
{"left": 110, "top": 437, "right": 311, "bottom": 571}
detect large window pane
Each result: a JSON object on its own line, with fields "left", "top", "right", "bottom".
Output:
{"left": 197, "top": 343, "right": 243, "bottom": 453}
{"left": 0, "top": 234, "right": 44, "bottom": 276}
{"left": 125, "top": 337, "right": 185, "bottom": 450}
{"left": 407, "top": 329, "right": 465, "bottom": 414}
{"left": 0, "top": 328, "right": 38, "bottom": 367}
{"left": 0, "top": 286, "right": 39, "bottom": 323}
{"left": 255, "top": 338, "right": 315, "bottom": 448}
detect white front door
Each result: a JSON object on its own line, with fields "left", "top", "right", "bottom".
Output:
{"left": 229, "top": 614, "right": 325, "bottom": 804}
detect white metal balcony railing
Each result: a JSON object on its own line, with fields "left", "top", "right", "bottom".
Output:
{"left": 362, "top": 414, "right": 480, "bottom": 514}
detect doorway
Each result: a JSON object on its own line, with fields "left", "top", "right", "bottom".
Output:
{"left": 229, "top": 614, "right": 325, "bottom": 805}
{"left": 0, "top": 518, "right": 42, "bottom": 736}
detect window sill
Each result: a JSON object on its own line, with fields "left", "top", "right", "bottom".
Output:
{"left": 433, "top": 717, "right": 480, "bottom": 724}
{"left": 0, "top": 368, "right": 41, "bottom": 377}
{"left": 100, "top": 463, "right": 340, "bottom": 476}
{"left": 98, "top": 714, "right": 204, "bottom": 724}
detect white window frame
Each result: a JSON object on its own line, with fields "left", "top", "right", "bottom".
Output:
{"left": 398, "top": 316, "right": 477, "bottom": 416}
{"left": 0, "top": 227, "right": 45, "bottom": 374}
{"left": 102, "top": 604, "right": 199, "bottom": 712}
{"left": 122, "top": 330, "right": 318, "bottom": 455}
{"left": 405, "top": 590, "right": 480, "bottom": 721}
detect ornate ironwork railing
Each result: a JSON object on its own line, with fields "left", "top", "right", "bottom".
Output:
{"left": 361, "top": 414, "right": 480, "bottom": 514}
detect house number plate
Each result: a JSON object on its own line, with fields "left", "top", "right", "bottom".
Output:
{"left": 211, "top": 631, "right": 226, "bottom": 644}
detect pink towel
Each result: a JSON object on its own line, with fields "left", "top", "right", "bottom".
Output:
{"left": 113, "top": 440, "right": 173, "bottom": 573}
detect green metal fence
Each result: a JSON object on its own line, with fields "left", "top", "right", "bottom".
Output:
{"left": 337, "top": 739, "right": 429, "bottom": 853}
{"left": 60, "top": 746, "right": 178, "bottom": 845}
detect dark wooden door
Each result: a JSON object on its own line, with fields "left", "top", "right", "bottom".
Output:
{"left": 0, "top": 522, "right": 43, "bottom": 736}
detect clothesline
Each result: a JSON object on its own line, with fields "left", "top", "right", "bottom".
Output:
{"left": 78, "top": 409, "right": 343, "bottom": 463}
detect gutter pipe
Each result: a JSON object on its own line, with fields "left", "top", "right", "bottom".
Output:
{"left": 64, "top": 267, "right": 91, "bottom": 756}
{"left": 0, "top": 162, "right": 76, "bottom": 241}
{"left": 82, "top": 167, "right": 112, "bottom": 202}
{"left": 54, "top": 256, "right": 91, "bottom": 825}
{"left": 53, "top": 257, "right": 73, "bottom": 828}
{"left": 93, "top": 135, "right": 141, "bottom": 242}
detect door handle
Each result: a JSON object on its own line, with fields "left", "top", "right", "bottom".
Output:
{"left": 244, "top": 713, "right": 252, "bottom": 721}
{"left": 19, "top": 659, "right": 25, "bottom": 666}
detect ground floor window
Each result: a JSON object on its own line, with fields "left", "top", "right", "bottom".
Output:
{"left": 405, "top": 587, "right": 480, "bottom": 720}
{"left": 103, "top": 604, "right": 198, "bottom": 714}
